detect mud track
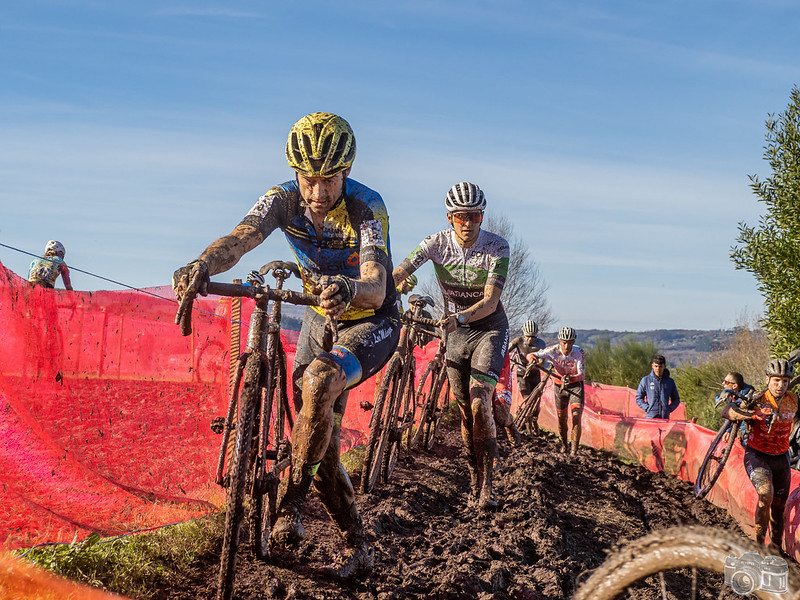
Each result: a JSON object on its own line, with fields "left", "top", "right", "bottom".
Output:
{"left": 157, "top": 420, "right": 745, "bottom": 600}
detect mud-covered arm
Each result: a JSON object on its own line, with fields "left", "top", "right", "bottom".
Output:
{"left": 173, "top": 223, "right": 264, "bottom": 300}
{"left": 322, "top": 260, "right": 387, "bottom": 316}
{"left": 456, "top": 281, "right": 503, "bottom": 323}
{"left": 197, "top": 223, "right": 265, "bottom": 275}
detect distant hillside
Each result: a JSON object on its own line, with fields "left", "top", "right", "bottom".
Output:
{"left": 279, "top": 304, "right": 727, "bottom": 367}
{"left": 540, "top": 329, "right": 733, "bottom": 366}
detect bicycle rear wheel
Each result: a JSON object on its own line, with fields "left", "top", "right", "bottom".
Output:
{"left": 694, "top": 420, "right": 738, "bottom": 499}
{"left": 573, "top": 525, "right": 799, "bottom": 599}
{"left": 360, "top": 355, "right": 402, "bottom": 493}
{"left": 217, "top": 353, "right": 261, "bottom": 600}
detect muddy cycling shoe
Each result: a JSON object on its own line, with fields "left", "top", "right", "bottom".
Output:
{"left": 321, "top": 543, "right": 375, "bottom": 581}
{"left": 506, "top": 425, "right": 521, "bottom": 447}
{"left": 269, "top": 506, "right": 305, "bottom": 548}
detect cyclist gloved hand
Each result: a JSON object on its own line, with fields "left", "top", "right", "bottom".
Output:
{"left": 317, "top": 275, "right": 356, "bottom": 316}
{"left": 172, "top": 259, "right": 210, "bottom": 301}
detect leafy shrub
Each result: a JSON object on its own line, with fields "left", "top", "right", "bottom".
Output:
{"left": 585, "top": 335, "right": 659, "bottom": 390}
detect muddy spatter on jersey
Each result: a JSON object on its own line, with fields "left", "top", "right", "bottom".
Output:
{"left": 149, "top": 420, "right": 751, "bottom": 600}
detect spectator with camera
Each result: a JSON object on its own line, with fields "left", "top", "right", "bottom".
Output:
{"left": 722, "top": 358, "right": 799, "bottom": 553}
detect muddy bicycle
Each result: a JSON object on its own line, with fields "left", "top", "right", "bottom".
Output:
{"left": 408, "top": 314, "right": 450, "bottom": 452}
{"left": 176, "top": 260, "right": 332, "bottom": 600}
{"left": 694, "top": 388, "right": 774, "bottom": 500}
{"left": 573, "top": 525, "right": 799, "bottom": 599}
{"left": 513, "top": 362, "right": 555, "bottom": 435}
{"left": 359, "top": 295, "right": 440, "bottom": 493}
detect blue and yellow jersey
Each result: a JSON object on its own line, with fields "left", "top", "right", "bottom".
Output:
{"left": 240, "top": 178, "right": 396, "bottom": 320}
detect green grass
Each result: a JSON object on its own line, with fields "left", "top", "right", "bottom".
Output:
{"left": 18, "top": 514, "right": 222, "bottom": 599}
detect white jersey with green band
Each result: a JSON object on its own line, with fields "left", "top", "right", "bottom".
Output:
{"left": 398, "top": 228, "right": 509, "bottom": 317}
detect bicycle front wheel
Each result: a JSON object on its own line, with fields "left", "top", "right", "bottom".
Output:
{"left": 694, "top": 420, "right": 738, "bottom": 499}
{"left": 217, "top": 353, "right": 261, "bottom": 600}
{"left": 409, "top": 359, "right": 438, "bottom": 451}
{"left": 360, "top": 355, "right": 402, "bottom": 494}
{"left": 573, "top": 525, "right": 799, "bottom": 599}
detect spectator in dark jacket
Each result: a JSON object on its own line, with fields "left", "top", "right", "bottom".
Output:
{"left": 635, "top": 354, "right": 681, "bottom": 419}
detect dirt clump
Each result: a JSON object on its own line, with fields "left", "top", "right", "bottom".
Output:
{"left": 155, "top": 420, "right": 744, "bottom": 600}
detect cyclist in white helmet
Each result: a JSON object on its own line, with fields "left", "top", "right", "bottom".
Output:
{"left": 530, "top": 326, "right": 585, "bottom": 454}
{"left": 28, "top": 240, "right": 73, "bottom": 290}
{"left": 508, "top": 320, "right": 546, "bottom": 432}
{"left": 393, "top": 182, "right": 510, "bottom": 510}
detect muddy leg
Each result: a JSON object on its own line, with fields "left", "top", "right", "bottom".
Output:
{"left": 271, "top": 356, "right": 346, "bottom": 548}
{"left": 570, "top": 405, "right": 583, "bottom": 454}
{"left": 457, "top": 398, "right": 480, "bottom": 502}
{"left": 556, "top": 409, "right": 569, "bottom": 452}
{"left": 750, "top": 469, "right": 773, "bottom": 546}
{"left": 472, "top": 378, "right": 498, "bottom": 510}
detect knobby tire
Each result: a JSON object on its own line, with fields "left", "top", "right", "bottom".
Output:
{"left": 217, "top": 353, "right": 261, "bottom": 600}
{"left": 573, "top": 525, "right": 799, "bottom": 599}
{"left": 360, "top": 356, "right": 402, "bottom": 493}
{"left": 382, "top": 363, "right": 407, "bottom": 484}
{"left": 410, "top": 361, "right": 438, "bottom": 451}
{"left": 694, "top": 420, "right": 738, "bottom": 500}
{"left": 249, "top": 352, "right": 276, "bottom": 561}
{"left": 424, "top": 370, "right": 449, "bottom": 451}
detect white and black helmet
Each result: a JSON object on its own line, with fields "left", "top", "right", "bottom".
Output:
{"left": 445, "top": 182, "right": 486, "bottom": 213}
{"left": 765, "top": 358, "right": 794, "bottom": 379}
{"left": 522, "top": 320, "right": 538, "bottom": 336}
{"left": 45, "top": 240, "right": 66, "bottom": 258}
{"left": 558, "top": 326, "right": 576, "bottom": 341}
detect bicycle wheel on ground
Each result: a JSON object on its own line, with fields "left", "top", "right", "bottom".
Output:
{"left": 360, "top": 355, "right": 402, "bottom": 494}
{"left": 217, "top": 352, "right": 261, "bottom": 600}
{"left": 409, "top": 360, "right": 439, "bottom": 451}
{"left": 419, "top": 366, "right": 449, "bottom": 451}
{"left": 573, "top": 525, "right": 799, "bottom": 599}
{"left": 381, "top": 368, "right": 406, "bottom": 484}
{"left": 694, "top": 420, "right": 738, "bottom": 500}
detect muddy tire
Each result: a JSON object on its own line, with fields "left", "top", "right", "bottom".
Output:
{"left": 573, "top": 525, "right": 799, "bottom": 600}
{"left": 413, "top": 365, "right": 448, "bottom": 451}
{"left": 409, "top": 361, "right": 438, "bottom": 451}
{"left": 249, "top": 352, "right": 276, "bottom": 561}
{"left": 423, "top": 372, "right": 449, "bottom": 451}
{"left": 217, "top": 353, "right": 261, "bottom": 600}
{"left": 694, "top": 420, "right": 738, "bottom": 499}
{"left": 381, "top": 373, "right": 405, "bottom": 485}
{"left": 361, "top": 355, "right": 402, "bottom": 494}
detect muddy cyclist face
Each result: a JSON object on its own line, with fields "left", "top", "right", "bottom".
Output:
{"left": 767, "top": 375, "right": 789, "bottom": 399}
{"left": 297, "top": 170, "right": 348, "bottom": 216}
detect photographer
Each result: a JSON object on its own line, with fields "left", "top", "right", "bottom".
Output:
{"left": 722, "top": 359, "right": 799, "bottom": 553}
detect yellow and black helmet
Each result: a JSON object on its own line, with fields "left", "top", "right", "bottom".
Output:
{"left": 286, "top": 112, "right": 356, "bottom": 177}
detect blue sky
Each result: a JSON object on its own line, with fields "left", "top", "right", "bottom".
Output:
{"left": 2, "top": 1, "right": 798, "bottom": 330}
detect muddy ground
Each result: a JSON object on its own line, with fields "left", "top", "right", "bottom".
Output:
{"left": 156, "top": 420, "right": 746, "bottom": 600}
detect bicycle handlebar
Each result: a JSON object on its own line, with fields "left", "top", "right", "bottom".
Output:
{"left": 176, "top": 281, "right": 320, "bottom": 337}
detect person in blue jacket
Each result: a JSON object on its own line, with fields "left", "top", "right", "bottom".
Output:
{"left": 635, "top": 354, "right": 681, "bottom": 419}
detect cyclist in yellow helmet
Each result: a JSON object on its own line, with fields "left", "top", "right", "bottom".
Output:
{"left": 173, "top": 112, "right": 400, "bottom": 579}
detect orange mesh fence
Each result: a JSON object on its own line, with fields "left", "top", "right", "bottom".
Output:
{"left": 511, "top": 370, "right": 800, "bottom": 558}
{"left": 0, "top": 260, "right": 383, "bottom": 552}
